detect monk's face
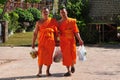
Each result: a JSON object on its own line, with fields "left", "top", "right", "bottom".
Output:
{"left": 42, "top": 8, "right": 49, "bottom": 18}
{"left": 60, "top": 8, "right": 68, "bottom": 18}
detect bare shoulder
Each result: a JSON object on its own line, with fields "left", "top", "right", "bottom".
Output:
{"left": 37, "top": 19, "right": 44, "bottom": 24}
{"left": 35, "top": 19, "right": 43, "bottom": 29}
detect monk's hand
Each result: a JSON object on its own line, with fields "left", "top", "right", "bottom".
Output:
{"left": 55, "top": 37, "right": 60, "bottom": 46}
{"left": 32, "top": 45, "right": 35, "bottom": 49}
{"left": 79, "top": 39, "right": 84, "bottom": 46}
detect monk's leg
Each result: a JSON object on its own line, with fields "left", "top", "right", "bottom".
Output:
{"left": 64, "top": 66, "right": 71, "bottom": 76}
{"left": 37, "top": 65, "right": 43, "bottom": 77}
{"left": 46, "top": 65, "right": 52, "bottom": 76}
{"left": 71, "top": 64, "right": 75, "bottom": 73}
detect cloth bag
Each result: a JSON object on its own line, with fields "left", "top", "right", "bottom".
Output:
{"left": 78, "top": 45, "right": 87, "bottom": 61}
{"left": 30, "top": 49, "right": 37, "bottom": 59}
{"left": 53, "top": 47, "right": 62, "bottom": 63}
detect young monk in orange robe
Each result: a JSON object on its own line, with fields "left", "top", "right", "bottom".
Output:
{"left": 58, "top": 7, "right": 83, "bottom": 76}
{"left": 32, "top": 7, "right": 58, "bottom": 77}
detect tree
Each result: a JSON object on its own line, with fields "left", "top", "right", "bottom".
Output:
{"left": 14, "top": 8, "right": 34, "bottom": 22}
{"left": 27, "top": 8, "right": 41, "bottom": 21}
{"left": 27, "top": 8, "right": 41, "bottom": 31}
{"left": 14, "top": 8, "right": 34, "bottom": 32}
{"left": 0, "top": 0, "right": 8, "bottom": 19}
{"left": 0, "top": 0, "right": 7, "bottom": 4}
{"left": 8, "top": 12, "right": 19, "bottom": 33}
{"left": 66, "top": 0, "right": 89, "bottom": 22}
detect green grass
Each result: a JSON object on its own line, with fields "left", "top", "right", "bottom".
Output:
{"left": 0, "top": 32, "right": 35, "bottom": 47}
{"left": 0, "top": 31, "right": 119, "bottom": 47}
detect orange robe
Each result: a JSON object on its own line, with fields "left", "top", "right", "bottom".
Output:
{"left": 59, "top": 18, "right": 79, "bottom": 66}
{"left": 36, "top": 18, "right": 58, "bottom": 66}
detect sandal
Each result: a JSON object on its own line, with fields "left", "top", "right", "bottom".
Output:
{"left": 71, "top": 66, "right": 75, "bottom": 73}
{"left": 46, "top": 73, "right": 52, "bottom": 76}
{"left": 64, "top": 72, "right": 71, "bottom": 77}
{"left": 36, "top": 74, "right": 42, "bottom": 77}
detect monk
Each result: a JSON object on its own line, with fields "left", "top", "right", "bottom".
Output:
{"left": 58, "top": 7, "right": 83, "bottom": 76}
{"left": 32, "top": 7, "right": 58, "bottom": 77}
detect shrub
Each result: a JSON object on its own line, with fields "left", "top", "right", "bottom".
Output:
{"left": 0, "top": 0, "right": 7, "bottom": 4}
{"left": 27, "top": 8, "right": 41, "bottom": 21}
{"left": 3, "top": 12, "right": 10, "bottom": 21}
{"left": 8, "top": 12, "right": 19, "bottom": 33}
{"left": 0, "top": 8, "right": 3, "bottom": 14}
{"left": 14, "top": 8, "right": 34, "bottom": 22}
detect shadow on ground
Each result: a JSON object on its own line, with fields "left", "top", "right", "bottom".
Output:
{"left": 86, "top": 44, "right": 120, "bottom": 49}
{"left": 0, "top": 73, "right": 64, "bottom": 80}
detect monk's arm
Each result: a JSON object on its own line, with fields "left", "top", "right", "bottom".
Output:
{"left": 32, "top": 24, "right": 39, "bottom": 49}
{"left": 74, "top": 32, "right": 84, "bottom": 45}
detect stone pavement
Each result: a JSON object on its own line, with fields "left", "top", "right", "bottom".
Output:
{"left": 0, "top": 45, "right": 120, "bottom": 80}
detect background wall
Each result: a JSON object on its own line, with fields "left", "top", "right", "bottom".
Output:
{"left": 89, "top": 0, "right": 120, "bottom": 23}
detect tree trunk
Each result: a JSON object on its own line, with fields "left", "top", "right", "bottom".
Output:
{"left": 0, "top": 0, "right": 9, "bottom": 19}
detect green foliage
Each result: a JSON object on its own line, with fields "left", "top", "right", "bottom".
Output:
{"left": 66, "top": 0, "right": 89, "bottom": 22}
{"left": 7, "top": 8, "right": 41, "bottom": 32}
{"left": 49, "top": 13, "right": 53, "bottom": 18}
{"left": 53, "top": 13, "right": 61, "bottom": 20}
{"left": 3, "top": 12, "right": 10, "bottom": 21}
{"left": 80, "top": 0, "right": 90, "bottom": 23}
{"left": 0, "top": 8, "right": 3, "bottom": 15}
{"left": 8, "top": 12, "right": 19, "bottom": 33}
{"left": 27, "top": 8, "right": 41, "bottom": 21}
{"left": 24, "top": 0, "right": 41, "bottom": 3}
{"left": 14, "top": 8, "right": 34, "bottom": 22}
{"left": 0, "top": 8, "right": 3, "bottom": 14}
{"left": 26, "top": 8, "right": 41, "bottom": 31}
{"left": 11, "top": 8, "right": 34, "bottom": 32}
{"left": 59, "top": 3, "right": 66, "bottom": 10}
{"left": 0, "top": 0, "right": 7, "bottom": 4}
{"left": 66, "top": 0, "right": 82, "bottom": 20}
{"left": 14, "top": 8, "right": 25, "bottom": 22}
{"left": 24, "top": 10, "right": 34, "bottom": 22}
{"left": 32, "top": 0, "right": 41, "bottom": 3}
{"left": 0, "top": 4, "right": 4, "bottom": 9}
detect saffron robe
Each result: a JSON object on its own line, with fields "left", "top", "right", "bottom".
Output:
{"left": 36, "top": 18, "right": 58, "bottom": 66}
{"left": 59, "top": 18, "right": 79, "bottom": 66}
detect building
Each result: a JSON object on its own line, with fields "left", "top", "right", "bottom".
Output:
{"left": 89, "top": 0, "right": 120, "bottom": 23}
{"left": 88, "top": 0, "right": 120, "bottom": 42}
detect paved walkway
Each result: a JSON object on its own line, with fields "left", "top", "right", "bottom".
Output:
{"left": 0, "top": 45, "right": 120, "bottom": 80}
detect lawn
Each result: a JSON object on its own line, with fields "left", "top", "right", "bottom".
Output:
{"left": 0, "top": 31, "right": 119, "bottom": 47}
{"left": 0, "top": 32, "right": 37, "bottom": 47}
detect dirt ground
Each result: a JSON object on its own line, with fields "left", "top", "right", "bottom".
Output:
{"left": 0, "top": 45, "right": 120, "bottom": 80}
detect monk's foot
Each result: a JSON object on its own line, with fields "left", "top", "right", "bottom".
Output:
{"left": 46, "top": 73, "right": 52, "bottom": 76}
{"left": 71, "top": 66, "right": 75, "bottom": 73}
{"left": 64, "top": 72, "right": 71, "bottom": 77}
{"left": 36, "top": 71, "right": 42, "bottom": 77}
{"left": 36, "top": 73, "right": 42, "bottom": 77}
{"left": 46, "top": 71, "right": 52, "bottom": 76}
